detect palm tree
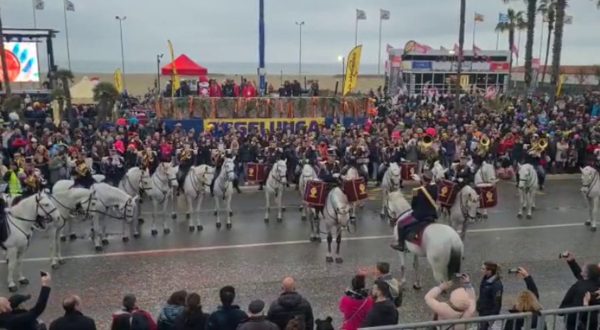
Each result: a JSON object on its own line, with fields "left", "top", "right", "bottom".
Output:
{"left": 504, "top": 0, "right": 538, "bottom": 88}
{"left": 93, "top": 82, "right": 119, "bottom": 124}
{"left": 549, "top": 0, "right": 566, "bottom": 104}
{"left": 54, "top": 69, "right": 74, "bottom": 117}
{"left": 538, "top": 0, "right": 556, "bottom": 86}
{"left": 455, "top": 0, "right": 466, "bottom": 111}
{"left": 495, "top": 8, "right": 527, "bottom": 90}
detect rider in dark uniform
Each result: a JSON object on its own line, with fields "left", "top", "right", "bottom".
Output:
{"left": 176, "top": 143, "right": 195, "bottom": 194}
{"left": 21, "top": 169, "right": 43, "bottom": 198}
{"left": 140, "top": 147, "right": 158, "bottom": 175}
{"left": 453, "top": 155, "right": 474, "bottom": 190}
{"left": 319, "top": 149, "right": 342, "bottom": 185}
{"left": 259, "top": 142, "right": 281, "bottom": 190}
{"left": 392, "top": 171, "right": 439, "bottom": 251}
{"left": 523, "top": 133, "right": 546, "bottom": 190}
{"left": 104, "top": 149, "right": 125, "bottom": 186}
{"left": 73, "top": 160, "right": 95, "bottom": 189}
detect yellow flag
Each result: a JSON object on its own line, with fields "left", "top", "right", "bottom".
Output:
{"left": 556, "top": 74, "right": 567, "bottom": 97}
{"left": 459, "top": 75, "right": 470, "bottom": 91}
{"left": 343, "top": 45, "right": 363, "bottom": 96}
{"left": 167, "top": 40, "right": 181, "bottom": 97}
{"left": 114, "top": 69, "right": 124, "bottom": 93}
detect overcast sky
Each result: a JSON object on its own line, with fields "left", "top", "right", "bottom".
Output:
{"left": 2, "top": 0, "right": 599, "bottom": 73}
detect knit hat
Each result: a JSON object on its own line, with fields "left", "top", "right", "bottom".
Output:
{"left": 248, "top": 299, "right": 265, "bottom": 314}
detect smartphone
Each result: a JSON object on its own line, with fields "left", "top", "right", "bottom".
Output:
{"left": 559, "top": 252, "right": 569, "bottom": 259}
{"left": 454, "top": 273, "right": 465, "bottom": 278}
{"left": 508, "top": 268, "right": 520, "bottom": 274}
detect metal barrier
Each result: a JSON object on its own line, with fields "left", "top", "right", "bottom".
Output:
{"left": 361, "top": 305, "right": 600, "bottom": 330}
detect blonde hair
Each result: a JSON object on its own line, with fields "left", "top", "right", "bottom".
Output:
{"left": 515, "top": 290, "right": 542, "bottom": 312}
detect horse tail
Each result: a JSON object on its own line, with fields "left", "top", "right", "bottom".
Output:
{"left": 447, "top": 242, "right": 462, "bottom": 280}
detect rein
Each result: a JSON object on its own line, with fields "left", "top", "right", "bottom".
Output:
{"left": 150, "top": 167, "right": 176, "bottom": 203}
{"left": 189, "top": 167, "right": 212, "bottom": 199}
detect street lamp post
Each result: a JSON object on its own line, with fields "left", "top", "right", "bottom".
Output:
{"left": 295, "top": 21, "right": 304, "bottom": 79}
{"left": 156, "top": 53, "right": 164, "bottom": 95}
{"left": 115, "top": 16, "right": 127, "bottom": 89}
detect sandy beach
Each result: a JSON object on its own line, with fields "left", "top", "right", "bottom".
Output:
{"left": 72, "top": 73, "right": 386, "bottom": 97}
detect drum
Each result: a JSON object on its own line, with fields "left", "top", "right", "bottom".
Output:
{"left": 437, "top": 179, "right": 457, "bottom": 207}
{"left": 401, "top": 162, "right": 417, "bottom": 181}
{"left": 303, "top": 180, "right": 328, "bottom": 207}
{"left": 246, "top": 163, "right": 268, "bottom": 183}
{"left": 343, "top": 178, "right": 369, "bottom": 203}
{"left": 476, "top": 184, "right": 498, "bottom": 208}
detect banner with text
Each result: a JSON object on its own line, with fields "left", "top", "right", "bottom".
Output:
{"left": 203, "top": 117, "right": 325, "bottom": 135}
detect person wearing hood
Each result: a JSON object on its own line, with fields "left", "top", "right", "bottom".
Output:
{"left": 373, "top": 262, "right": 402, "bottom": 307}
{"left": 157, "top": 290, "right": 187, "bottom": 330}
{"left": 173, "top": 293, "right": 208, "bottom": 330}
{"left": 206, "top": 286, "right": 247, "bottom": 330}
{"left": 339, "top": 273, "right": 374, "bottom": 330}
{"left": 111, "top": 294, "right": 157, "bottom": 330}
{"left": 237, "top": 299, "right": 278, "bottom": 330}
{"left": 0, "top": 272, "right": 51, "bottom": 330}
{"left": 267, "top": 277, "right": 314, "bottom": 330}
{"left": 361, "top": 279, "right": 398, "bottom": 328}
{"left": 424, "top": 274, "right": 476, "bottom": 328}
{"left": 477, "top": 262, "right": 504, "bottom": 330}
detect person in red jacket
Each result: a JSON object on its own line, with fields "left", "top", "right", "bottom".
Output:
{"left": 111, "top": 294, "right": 157, "bottom": 330}
{"left": 208, "top": 79, "right": 222, "bottom": 97}
{"left": 339, "top": 273, "right": 374, "bottom": 330}
{"left": 242, "top": 82, "right": 257, "bottom": 98}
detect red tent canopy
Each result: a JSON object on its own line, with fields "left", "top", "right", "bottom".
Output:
{"left": 161, "top": 54, "right": 208, "bottom": 76}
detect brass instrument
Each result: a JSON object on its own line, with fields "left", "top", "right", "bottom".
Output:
{"left": 419, "top": 135, "right": 436, "bottom": 159}
{"left": 477, "top": 135, "right": 490, "bottom": 156}
{"left": 528, "top": 137, "right": 548, "bottom": 157}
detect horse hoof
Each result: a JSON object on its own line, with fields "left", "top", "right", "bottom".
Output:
{"left": 226, "top": 223, "right": 232, "bottom": 230}
{"left": 60, "top": 236, "right": 66, "bottom": 242}
{"left": 186, "top": 213, "right": 191, "bottom": 220}
{"left": 532, "top": 206, "right": 536, "bottom": 211}
{"left": 264, "top": 218, "right": 269, "bottom": 223}
{"left": 122, "top": 237, "right": 129, "bottom": 243}
{"left": 380, "top": 213, "right": 386, "bottom": 220}
{"left": 591, "top": 226, "right": 597, "bottom": 232}
{"left": 189, "top": 226, "right": 195, "bottom": 232}
{"left": 282, "top": 207, "right": 286, "bottom": 212}
{"left": 58, "top": 259, "right": 66, "bottom": 265}
{"left": 51, "top": 263, "right": 59, "bottom": 270}
{"left": 197, "top": 225, "right": 203, "bottom": 231}
{"left": 8, "top": 285, "right": 17, "bottom": 293}
{"left": 171, "top": 214, "right": 177, "bottom": 220}
{"left": 585, "top": 221, "right": 591, "bottom": 226}
{"left": 138, "top": 218, "right": 145, "bottom": 225}
{"left": 213, "top": 211, "right": 218, "bottom": 217}
{"left": 517, "top": 213, "right": 523, "bottom": 219}
{"left": 95, "top": 246, "right": 103, "bottom": 252}
{"left": 151, "top": 230, "right": 158, "bottom": 236}
{"left": 133, "top": 233, "right": 140, "bottom": 239}
{"left": 216, "top": 223, "right": 222, "bottom": 229}
{"left": 482, "top": 214, "right": 488, "bottom": 219}
{"left": 413, "top": 284, "right": 422, "bottom": 290}
{"left": 164, "top": 228, "right": 171, "bottom": 234}
{"left": 229, "top": 211, "right": 233, "bottom": 217}
{"left": 69, "top": 234, "right": 77, "bottom": 241}
{"left": 18, "top": 278, "right": 29, "bottom": 285}
{"left": 101, "top": 239, "right": 109, "bottom": 246}
{"left": 325, "top": 256, "right": 334, "bottom": 263}
{"left": 301, "top": 215, "right": 307, "bottom": 221}
{"left": 277, "top": 218, "right": 283, "bottom": 223}
{"left": 335, "top": 257, "right": 343, "bottom": 264}
{"left": 298, "top": 206, "right": 303, "bottom": 212}
{"left": 526, "top": 214, "right": 532, "bottom": 219}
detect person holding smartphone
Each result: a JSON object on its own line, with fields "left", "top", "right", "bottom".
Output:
{"left": 559, "top": 251, "right": 600, "bottom": 330}
{"left": 503, "top": 267, "right": 545, "bottom": 330}
{"left": 0, "top": 271, "right": 51, "bottom": 330}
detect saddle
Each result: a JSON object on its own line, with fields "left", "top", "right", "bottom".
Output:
{"left": 397, "top": 212, "right": 429, "bottom": 248}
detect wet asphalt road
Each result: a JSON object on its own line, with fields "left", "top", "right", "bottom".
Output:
{"left": 1, "top": 177, "right": 598, "bottom": 329}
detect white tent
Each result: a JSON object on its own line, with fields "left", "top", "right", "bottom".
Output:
{"left": 70, "top": 76, "right": 96, "bottom": 104}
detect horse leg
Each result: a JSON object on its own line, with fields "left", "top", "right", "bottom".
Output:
{"left": 49, "top": 227, "right": 61, "bottom": 268}
{"left": 162, "top": 198, "right": 171, "bottom": 234}
{"left": 586, "top": 196, "right": 593, "bottom": 226}
{"left": 214, "top": 196, "right": 222, "bottom": 229}
{"left": 6, "top": 248, "right": 17, "bottom": 292}
{"left": 186, "top": 195, "right": 195, "bottom": 232}
{"left": 195, "top": 194, "right": 204, "bottom": 231}
{"left": 526, "top": 191, "right": 533, "bottom": 219}
{"left": 413, "top": 254, "right": 422, "bottom": 290}
{"left": 226, "top": 189, "right": 233, "bottom": 229}
{"left": 16, "top": 248, "right": 28, "bottom": 286}
{"left": 398, "top": 251, "right": 407, "bottom": 287}
{"left": 151, "top": 201, "right": 159, "bottom": 236}
{"left": 380, "top": 189, "right": 387, "bottom": 219}
{"left": 335, "top": 231, "right": 343, "bottom": 263}
{"left": 591, "top": 197, "right": 598, "bottom": 232}
{"left": 68, "top": 219, "right": 76, "bottom": 241}
{"left": 350, "top": 203, "right": 357, "bottom": 223}
{"left": 170, "top": 190, "right": 177, "bottom": 220}
{"left": 92, "top": 215, "right": 103, "bottom": 251}
{"left": 264, "top": 189, "right": 270, "bottom": 223}
{"left": 517, "top": 189, "right": 524, "bottom": 218}
{"left": 276, "top": 188, "right": 283, "bottom": 223}
{"left": 325, "top": 231, "right": 333, "bottom": 263}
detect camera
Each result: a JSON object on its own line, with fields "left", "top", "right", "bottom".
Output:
{"left": 559, "top": 252, "right": 570, "bottom": 259}
{"left": 507, "top": 268, "right": 520, "bottom": 274}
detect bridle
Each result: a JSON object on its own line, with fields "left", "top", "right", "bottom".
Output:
{"left": 325, "top": 190, "right": 352, "bottom": 233}
{"left": 48, "top": 190, "right": 96, "bottom": 220}
{"left": 388, "top": 166, "right": 402, "bottom": 190}
{"left": 518, "top": 166, "right": 535, "bottom": 192}
{"left": 8, "top": 194, "right": 60, "bottom": 239}
{"left": 270, "top": 163, "right": 287, "bottom": 185}
{"left": 190, "top": 166, "right": 214, "bottom": 198}
{"left": 459, "top": 188, "right": 477, "bottom": 222}
{"left": 92, "top": 195, "right": 135, "bottom": 222}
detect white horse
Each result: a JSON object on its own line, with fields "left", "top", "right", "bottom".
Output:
{"left": 46, "top": 186, "right": 96, "bottom": 268}
{"left": 213, "top": 157, "right": 236, "bottom": 229}
{"left": 442, "top": 185, "right": 480, "bottom": 241}
{"left": 89, "top": 183, "right": 139, "bottom": 249}
{"left": 386, "top": 190, "right": 464, "bottom": 289}
{"left": 318, "top": 187, "right": 351, "bottom": 263}
{"left": 118, "top": 167, "right": 150, "bottom": 237}
{"left": 342, "top": 166, "right": 360, "bottom": 222}
{"left": 180, "top": 164, "right": 215, "bottom": 232}
{"left": 2, "top": 193, "right": 62, "bottom": 291}
{"left": 580, "top": 166, "right": 599, "bottom": 232}
{"left": 380, "top": 162, "right": 402, "bottom": 218}
{"left": 474, "top": 161, "right": 498, "bottom": 219}
{"left": 298, "top": 163, "right": 319, "bottom": 222}
{"left": 264, "top": 159, "right": 288, "bottom": 223}
{"left": 517, "top": 163, "right": 538, "bottom": 219}
{"left": 430, "top": 160, "right": 448, "bottom": 183}
{"left": 144, "top": 162, "right": 179, "bottom": 235}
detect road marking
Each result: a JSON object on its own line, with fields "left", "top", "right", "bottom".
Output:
{"left": 11, "top": 222, "right": 585, "bottom": 264}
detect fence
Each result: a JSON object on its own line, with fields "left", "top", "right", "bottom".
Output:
{"left": 153, "top": 96, "right": 372, "bottom": 119}
{"left": 361, "top": 305, "right": 600, "bottom": 330}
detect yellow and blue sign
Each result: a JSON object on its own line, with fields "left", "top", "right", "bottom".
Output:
{"left": 203, "top": 117, "right": 325, "bottom": 135}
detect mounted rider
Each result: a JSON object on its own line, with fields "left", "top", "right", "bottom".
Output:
{"left": 378, "top": 142, "right": 405, "bottom": 184}
{"left": 73, "top": 159, "right": 95, "bottom": 189}
{"left": 21, "top": 167, "right": 43, "bottom": 198}
{"left": 342, "top": 140, "right": 369, "bottom": 182}
{"left": 259, "top": 141, "right": 282, "bottom": 190}
{"left": 523, "top": 133, "right": 547, "bottom": 190}
{"left": 452, "top": 154, "right": 474, "bottom": 191}
{"left": 319, "top": 148, "right": 342, "bottom": 185}
{"left": 391, "top": 171, "right": 439, "bottom": 252}
{"left": 140, "top": 147, "right": 158, "bottom": 175}
{"left": 176, "top": 143, "right": 195, "bottom": 194}
{"left": 103, "top": 148, "right": 125, "bottom": 186}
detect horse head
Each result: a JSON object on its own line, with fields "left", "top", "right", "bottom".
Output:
{"left": 118, "top": 195, "right": 138, "bottom": 223}
{"left": 273, "top": 159, "right": 288, "bottom": 184}
{"left": 461, "top": 186, "right": 480, "bottom": 220}
{"left": 198, "top": 165, "right": 216, "bottom": 193}
{"left": 301, "top": 163, "right": 316, "bottom": 179}
{"left": 222, "top": 158, "right": 236, "bottom": 182}
{"left": 33, "top": 192, "right": 62, "bottom": 230}
{"left": 388, "top": 163, "right": 402, "bottom": 188}
{"left": 385, "top": 190, "right": 411, "bottom": 224}
{"left": 159, "top": 163, "right": 179, "bottom": 188}
{"left": 517, "top": 163, "right": 534, "bottom": 189}
{"left": 431, "top": 162, "right": 447, "bottom": 182}
{"left": 330, "top": 188, "right": 351, "bottom": 225}
{"left": 581, "top": 166, "right": 597, "bottom": 190}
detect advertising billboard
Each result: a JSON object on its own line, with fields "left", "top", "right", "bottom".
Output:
{"left": 0, "top": 42, "right": 40, "bottom": 82}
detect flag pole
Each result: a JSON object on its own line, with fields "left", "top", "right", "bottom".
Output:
{"left": 472, "top": 13, "right": 477, "bottom": 50}
{"left": 63, "top": 0, "right": 72, "bottom": 71}
{"left": 32, "top": 0, "right": 37, "bottom": 28}
{"left": 538, "top": 18, "right": 544, "bottom": 60}
{"left": 354, "top": 16, "right": 358, "bottom": 46}
{"left": 377, "top": 15, "right": 382, "bottom": 75}
{"left": 496, "top": 31, "right": 499, "bottom": 50}
{"left": 516, "top": 29, "right": 521, "bottom": 66}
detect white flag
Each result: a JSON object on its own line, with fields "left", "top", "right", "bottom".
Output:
{"left": 380, "top": 9, "right": 390, "bottom": 20}
{"left": 65, "top": 0, "right": 75, "bottom": 11}
{"left": 356, "top": 9, "right": 367, "bottom": 20}
{"left": 34, "top": 0, "right": 45, "bottom": 10}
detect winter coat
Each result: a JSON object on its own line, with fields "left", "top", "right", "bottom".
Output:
{"left": 236, "top": 316, "right": 279, "bottom": 330}
{"left": 49, "top": 310, "right": 97, "bottom": 330}
{"left": 560, "top": 260, "right": 599, "bottom": 330}
{"left": 111, "top": 308, "right": 157, "bottom": 330}
{"left": 157, "top": 305, "right": 184, "bottom": 330}
{"left": 477, "top": 275, "right": 503, "bottom": 316}
{"left": 205, "top": 305, "right": 247, "bottom": 330}
{"left": 0, "top": 286, "right": 50, "bottom": 330}
{"left": 173, "top": 308, "right": 209, "bottom": 330}
{"left": 267, "top": 292, "right": 314, "bottom": 330}
{"left": 503, "top": 276, "right": 545, "bottom": 330}
{"left": 360, "top": 299, "right": 398, "bottom": 328}
{"left": 339, "top": 291, "right": 374, "bottom": 330}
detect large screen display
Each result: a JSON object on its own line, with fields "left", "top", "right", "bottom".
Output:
{"left": 0, "top": 42, "right": 40, "bottom": 82}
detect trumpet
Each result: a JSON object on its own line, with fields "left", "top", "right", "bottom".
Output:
{"left": 528, "top": 138, "right": 548, "bottom": 156}
{"left": 476, "top": 135, "right": 490, "bottom": 156}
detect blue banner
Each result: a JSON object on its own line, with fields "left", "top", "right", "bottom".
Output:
{"left": 412, "top": 61, "right": 432, "bottom": 70}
